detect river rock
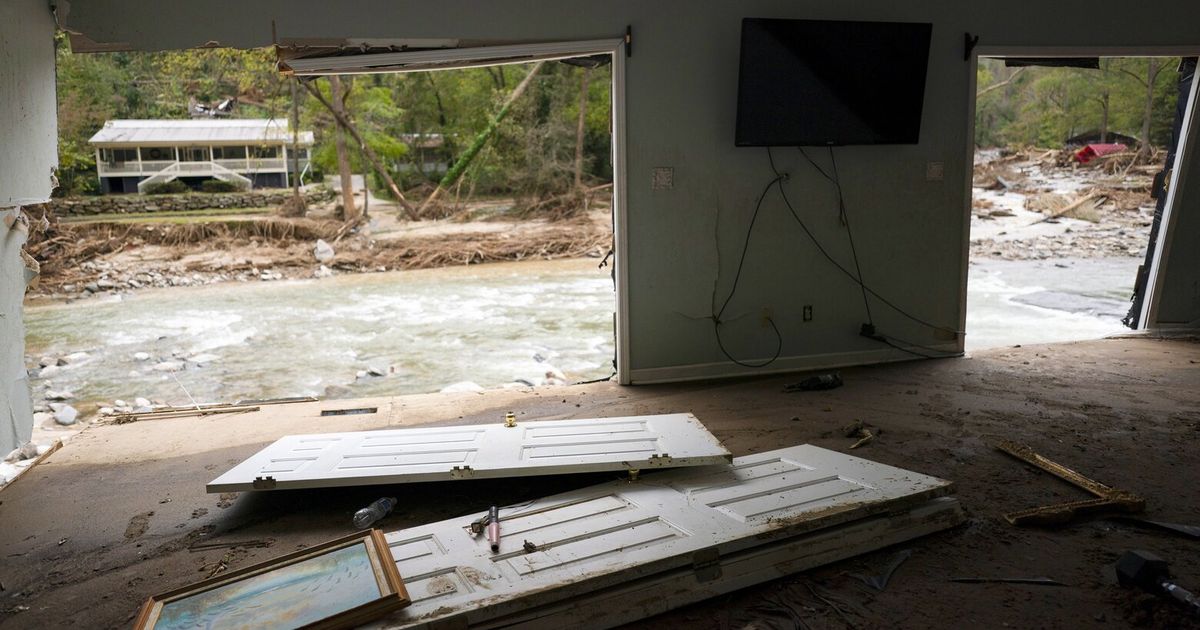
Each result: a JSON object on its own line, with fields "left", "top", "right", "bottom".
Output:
{"left": 314, "top": 265, "right": 333, "bottom": 279}
{"left": 367, "top": 365, "right": 387, "bottom": 377}
{"left": 133, "top": 352, "right": 151, "bottom": 361}
{"left": 440, "top": 381, "right": 484, "bottom": 394}
{"left": 62, "top": 351, "right": 90, "bottom": 364}
{"left": 187, "top": 353, "right": 220, "bottom": 365}
{"left": 38, "top": 356, "right": 55, "bottom": 368}
{"left": 323, "top": 384, "right": 354, "bottom": 399}
{"left": 53, "top": 405, "right": 79, "bottom": 426}
{"left": 32, "top": 411, "right": 54, "bottom": 426}
{"left": 44, "top": 390, "right": 74, "bottom": 401}
{"left": 37, "top": 364, "right": 61, "bottom": 378}
{"left": 134, "top": 397, "right": 152, "bottom": 408}
{"left": 152, "top": 360, "right": 184, "bottom": 372}
{"left": 313, "top": 239, "right": 335, "bottom": 263}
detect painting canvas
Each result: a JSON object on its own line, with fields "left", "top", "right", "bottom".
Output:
{"left": 134, "top": 531, "right": 409, "bottom": 630}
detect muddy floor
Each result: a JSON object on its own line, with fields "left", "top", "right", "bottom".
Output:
{"left": 1, "top": 337, "right": 1198, "bottom": 629}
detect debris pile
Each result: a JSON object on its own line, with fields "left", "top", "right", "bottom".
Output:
{"left": 970, "top": 147, "right": 1163, "bottom": 261}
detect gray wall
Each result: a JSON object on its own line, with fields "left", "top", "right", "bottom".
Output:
{"left": 0, "top": 0, "right": 56, "bottom": 453}
{"left": 61, "top": 0, "right": 1200, "bottom": 380}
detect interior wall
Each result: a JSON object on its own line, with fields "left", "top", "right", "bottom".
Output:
{"left": 0, "top": 0, "right": 57, "bottom": 453}
{"left": 59, "top": 0, "right": 1200, "bottom": 382}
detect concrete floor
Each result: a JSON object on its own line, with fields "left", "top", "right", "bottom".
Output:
{"left": 1, "top": 336, "right": 1198, "bottom": 629}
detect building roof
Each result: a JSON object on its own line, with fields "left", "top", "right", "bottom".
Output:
{"left": 89, "top": 119, "right": 315, "bottom": 147}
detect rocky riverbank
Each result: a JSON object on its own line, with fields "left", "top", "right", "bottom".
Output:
{"left": 969, "top": 148, "right": 1161, "bottom": 261}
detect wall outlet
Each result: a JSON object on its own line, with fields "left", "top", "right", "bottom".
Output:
{"left": 652, "top": 167, "right": 674, "bottom": 190}
{"left": 926, "top": 161, "right": 945, "bottom": 181}
{"left": 802, "top": 305, "right": 813, "bottom": 322}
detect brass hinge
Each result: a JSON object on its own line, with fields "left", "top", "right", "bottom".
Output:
{"left": 692, "top": 548, "right": 721, "bottom": 583}
{"left": 252, "top": 476, "right": 277, "bottom": 490}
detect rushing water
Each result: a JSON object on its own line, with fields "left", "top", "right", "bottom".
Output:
{"left": 24, "top": 256, "right": 1140, "bottom": 413}
{"left": 25, "top": 259, "right": 616, "bottom": 411}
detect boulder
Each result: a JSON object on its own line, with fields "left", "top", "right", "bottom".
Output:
{"left": 53, "top": 405, "right": 79, "bottom": 426}
{"left": 313, "top": 239, "right": 335, "bottom": 263}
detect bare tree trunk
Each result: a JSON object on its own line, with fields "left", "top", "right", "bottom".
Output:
{"left": 290, "top": 80, "right": 303, "bottom": 197}
{"left": 303, "top": 80, "right": 418, "bottom": 220}
{"left": 1139, "top": 59, "right": 1160, "bottom": 160}
{"left": 573, "top": 67, "right": 592, "bottom": 191}
{"left": 1100, "top": 93, "right": 1109, "bottom": 143}
{"left": 420, "top": 61, "right": 546, "bottom": 214}
{"left": 329, "top": 75, "right": 358, "bottom": 221}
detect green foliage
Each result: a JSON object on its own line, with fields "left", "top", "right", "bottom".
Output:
{"left": 975, "top": 57, "right": 1182, "bottom": 149}
{"left": 57, "top": 42, "right": 614, "bottom": 201}
{"left": 144, "top": 181, "right": 189, "bottom": 195}
{"left": 200, "top": 179, "right": 246, "bottom": 193}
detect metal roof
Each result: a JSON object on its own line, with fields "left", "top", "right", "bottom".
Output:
{"left": 89, "top": 119, "right": 315, "bottom": 147}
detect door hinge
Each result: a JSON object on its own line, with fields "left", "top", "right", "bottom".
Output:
{"left": 252, "top": 476, "right": 277, "bottom": 490}
{"left": 692, "top": 547, "right": 721, "bottom": 582}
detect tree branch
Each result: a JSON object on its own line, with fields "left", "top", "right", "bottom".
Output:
{"left": 976, "top": 67, "right": 1026, "bottom": 98}
{"left": 302, "top": 80, "right": 418, "bottom": 220}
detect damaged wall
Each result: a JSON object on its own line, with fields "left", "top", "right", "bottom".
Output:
{"left": 55, "top": 1, "right": 1200, "bottom": 382}
{"left": 1, "top": 0, "right": 57, "bottom": 453}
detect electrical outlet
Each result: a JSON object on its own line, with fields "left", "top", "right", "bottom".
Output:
{"left": 803, "top": 305, "right": 813, "bottom": 322}
{"left": 760, "top": 307, "right": 774, "bottom": 328}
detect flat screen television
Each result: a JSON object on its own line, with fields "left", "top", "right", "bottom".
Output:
{"left": 735, "top": 18, "right": 933, "bottom": 147}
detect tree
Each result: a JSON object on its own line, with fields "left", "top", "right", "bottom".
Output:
{"left": 329, "top": 75, "right": 358, "bottom": 220}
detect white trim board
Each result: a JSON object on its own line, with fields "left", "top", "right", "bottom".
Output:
{"left": 206, "top": 413, "right": 729, "bottom": 493}
{"left": 628, "top": 344, "right": 959, "bottom": 385}
{"left": 370, "top": 444, "right": 961, "bottom": 629}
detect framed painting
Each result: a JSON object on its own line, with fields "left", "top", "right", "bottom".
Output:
{"left": 133, "top": 530, "right": 409, "bottom": 630}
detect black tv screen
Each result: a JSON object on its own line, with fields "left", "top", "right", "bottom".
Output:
{"left": 735, "top": 18, "right": 933, "bottom": 146}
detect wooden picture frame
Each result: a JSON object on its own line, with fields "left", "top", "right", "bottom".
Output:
{"left": 132, "top": 530, "right": 409, "bottom": 630}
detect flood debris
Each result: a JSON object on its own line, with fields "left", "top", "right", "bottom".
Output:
{"left": 996, "top": 440, "right": 1144, "bottom": 526}
{"left": 950, "top": 577, "right": 1067, "bottom": 586}
{"left": 850, "top": 548, "right": 912, "bottom": 591}
{"left": 784, "top": 372, "right": 844, "bottom": 392}
{"left": 842, "top": 419, "right": 880, "bottom": 449}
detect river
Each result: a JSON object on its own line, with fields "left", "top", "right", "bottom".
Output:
{"left": 24, "top": 256, "right": 1139, "bottom": 414}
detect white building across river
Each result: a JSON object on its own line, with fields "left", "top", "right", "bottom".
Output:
{"left": 88, "top": 119, "right": 314, "bottom": 194}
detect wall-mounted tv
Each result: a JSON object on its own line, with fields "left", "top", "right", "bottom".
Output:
{"left": 735, "top": 18, "right": 933, "bottom": 147}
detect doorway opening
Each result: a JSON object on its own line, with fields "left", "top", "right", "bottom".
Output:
{"left": 21, "top": 38, "right": 627, "bottom": 456}
{"left": 965, "top": 54, "right": 1196, "bottom": 350}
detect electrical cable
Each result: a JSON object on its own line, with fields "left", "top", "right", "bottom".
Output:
{"left": 711, "top": 171, "right": 786, "bottom": 368}
{"left": 827, "top": 146, "right": 875, "bottom": 326}
{"left": 782, "top": 148, "right": 965, "bottom": 336}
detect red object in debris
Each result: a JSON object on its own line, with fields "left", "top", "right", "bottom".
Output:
{"left": 1075, "top": 143, "right": 1127, "bottom": 164}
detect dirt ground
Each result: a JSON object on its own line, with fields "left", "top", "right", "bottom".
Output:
{"left": 1, "top": 336, "right": 1198, "bottom": 628}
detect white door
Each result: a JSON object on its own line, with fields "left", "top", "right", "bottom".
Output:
{"left": 207, "top": 413, "right": 730, "bottom": 493}
{"left": 369, "top": 444, "right": 961, "bottom": 629}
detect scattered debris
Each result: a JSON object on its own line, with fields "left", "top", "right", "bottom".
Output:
{"left": 851, "top": 548, "right": 912, "bottom": 591}
{"left": 188, "top": 539, "right": 274, "bottom": 552}
{"left": 996, "top": 440, "right": 1144, "bottom": 526}
{"left": 1115, "top": 550, "right": 1200, "bottom": 615}
{"left": 523, "top": 540, "right": 538, "bottom": 553}
{"left": 1110, "top": 517, "right": 1200, "bottom": 540}
{"left": 784, "top": 372, "right": 844, "bottom": 392}
{"left": 842, "top": 419, "right": 880, "bottom": 449}
{"left": 950, "top": 577, "right": 1067, "bottom": 586}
